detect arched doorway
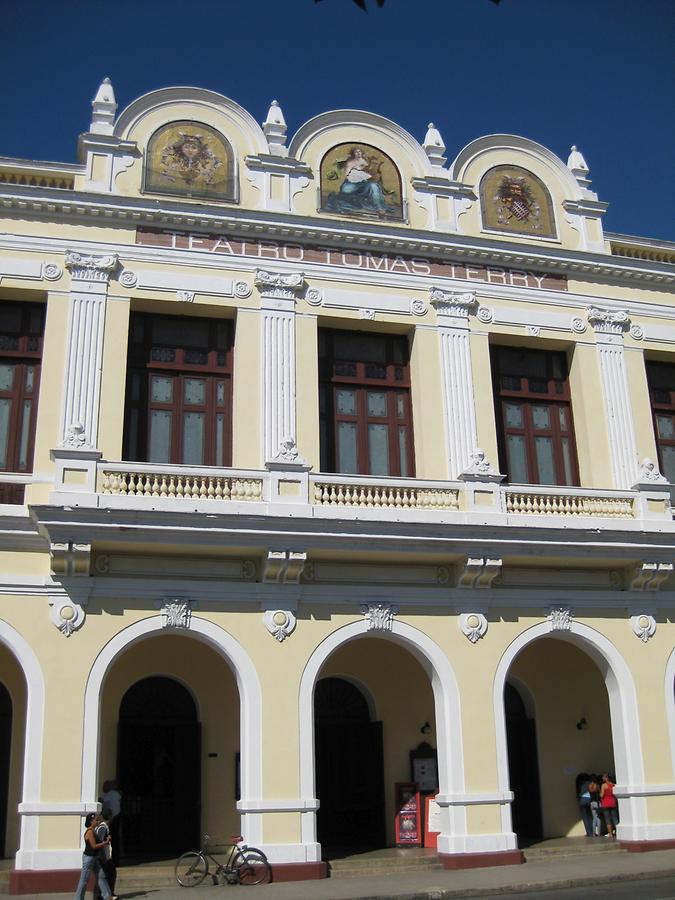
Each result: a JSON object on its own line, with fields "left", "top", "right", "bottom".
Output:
{"left": 314, "top": 677, "right": 385, "bottom": 851}
{"left": 0, "top": 683, "right": 12, "bottom": 856}
{"left": 502, "top": 636, "right": 616, "bottom": 841}
{"left": 118, "top": 677, "right": 200, "bottom": 857}
{"left": 504, "top": 681, "right": 542, "bottom": 842}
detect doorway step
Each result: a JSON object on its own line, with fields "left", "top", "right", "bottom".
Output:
{"left": 327, "top": 847, "right": 443, "bottom": 879}
{"left": 523, "top": 836, "right": 625, "bottom": 861}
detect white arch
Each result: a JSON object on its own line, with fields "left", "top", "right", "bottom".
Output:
{"left": 81, "top": 616, "right": 263, "bottom": 842}
{"left": 665, "top": 647, "right": 675, "bottom": 781}
{"left": 0, "top": 619, "right": 45, "bottom": 868}
{"left": 298, "top": 618, "right": 467, "bottom": 859}
{"left": 493, "top": 622, "right": 647, "bottom": 842}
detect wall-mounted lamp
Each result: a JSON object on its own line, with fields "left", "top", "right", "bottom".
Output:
{"left": 576, "top": 717, "right": 588, "bottom": 731}
{"left": 420, "top": 721, "right": 431, "bottom": 735}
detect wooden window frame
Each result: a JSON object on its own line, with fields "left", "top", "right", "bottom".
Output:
{"left": 124, "top": 312, "right": 234, "bottom": 467}
{"left": 0, "top": 301, "right": 45, "bottom": 503}
{"left": 492, "top": 345, "right": 579, "bottom": 486}
{"left": 646, "top": 360, "right": 675, "bottom": 482}
{"left": 319, "top": 328, "right": 415, "bottom": 477}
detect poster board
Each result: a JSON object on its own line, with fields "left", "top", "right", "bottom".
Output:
{"left": 424, "top": 794, "right": 441, "bottom": 849}
{"left": 395, "top": 782, "right": 421, "bottom": 846}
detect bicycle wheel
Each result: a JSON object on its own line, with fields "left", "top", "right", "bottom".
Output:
{"left": 175, "top": 851, "right": 208, "bottom": 887}
{"left": 233, "top": 848, "right": 271, "bottom": 885}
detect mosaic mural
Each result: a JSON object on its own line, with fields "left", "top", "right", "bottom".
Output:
{"left": 480, "top": 165, "right": 556, "bottom": 238}
{"left": 144, "top": 121, "right": 235, "bottom": 201}
{"left": 320, "top": 143, "right": 403, "bottom": 220}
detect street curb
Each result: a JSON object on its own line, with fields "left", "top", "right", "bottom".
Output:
{"left": 346, "top": 865, "right": 675, "bottom": 899}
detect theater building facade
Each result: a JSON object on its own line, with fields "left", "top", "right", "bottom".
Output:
{"left": 0, "top": 81, "right": 674, "bottom": 890}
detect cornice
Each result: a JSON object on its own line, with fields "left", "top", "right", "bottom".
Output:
{"left": 1, "top": 183, "right": 674, "bottom": 287}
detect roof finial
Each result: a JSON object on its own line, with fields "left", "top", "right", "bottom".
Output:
{"left": 567, "top": 144, "right": 591, "bottom": 191}
{"left": 263, "top": 99, "right": 288, "bottom": 157}
{"left": 89, "top": 77, "right": 117, "bottom": 135}
{"left": 423, "top": 122, "right": 446, "bottom": 170}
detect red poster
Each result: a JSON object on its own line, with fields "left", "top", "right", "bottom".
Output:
{"left": 395, "top": 782, "right": 421, "bottom": 846}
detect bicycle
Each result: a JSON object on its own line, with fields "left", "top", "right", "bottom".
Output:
{"left": 175, "top": 833, "right": 271, "bottom": 887}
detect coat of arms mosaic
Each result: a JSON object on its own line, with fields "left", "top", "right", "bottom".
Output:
{"left": 144, "top": 121, "right": 235, "bottom": 201}
{"left": 480, "top": 165, "right": 556, "bottom": 238}
{"left": 320, "top": 142, "right": 403, "bottom": 220}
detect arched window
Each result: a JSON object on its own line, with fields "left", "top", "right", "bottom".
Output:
{"left": 320, "top": 142, "right": 403, "bottom": 221}
{"left": 144, "top": 121, "right": 235, "bottom": 201}
{"left": 480, "top": 165, "right": 556, "bottom": 238}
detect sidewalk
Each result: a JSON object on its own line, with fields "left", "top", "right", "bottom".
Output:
{"left": 12, "top": 846, "right": 675, "bottom": 900}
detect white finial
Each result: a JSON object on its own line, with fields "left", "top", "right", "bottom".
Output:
{"left": 423, "top": 122, "right": 446, "bottom": 169}
{"left": 263, "top": 99, "right": 288, "bottom": 157}
{"left": 89, "top": 77, "right": 117, "bottom": 135}
{"left": 567, "top": 145, "right": 589, "bottom": 173}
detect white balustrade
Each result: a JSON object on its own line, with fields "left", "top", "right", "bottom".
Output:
{"left": 312, "top": 479, "right": 459, "bottom": 510}
{"left": 505, "top": 489, "right": 634, "bottom": 518}
{"left": 100, "top": 467, "right": 264, "bottom": 502}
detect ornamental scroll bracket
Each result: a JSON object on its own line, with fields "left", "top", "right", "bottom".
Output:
{"left": 457, "top": 557, "right": 502, "bottom": 589}
{"left": 629, "top": 561, "right": 673, "bottom": 592}
{"left": 263, "top": 549, "right": 307, "bottom": 584}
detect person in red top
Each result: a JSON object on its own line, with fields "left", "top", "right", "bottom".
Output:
{"left": 600, "top": 773, "right": 618, "bottom": 837}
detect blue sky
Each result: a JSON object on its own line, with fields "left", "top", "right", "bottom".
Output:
{"left": 1, "top": 0, "right": 674, "bottom": 240}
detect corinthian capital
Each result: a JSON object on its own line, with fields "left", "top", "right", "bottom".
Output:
{"left": 429, "top": 287, "right": 477, "bottom": 318}
{"left": 65, "top": 251, "right": 118, "bottom": 283}
{"left": 587, "top": 306, "right": 630, "bottom": 335}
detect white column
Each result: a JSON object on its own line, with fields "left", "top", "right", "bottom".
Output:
{"left": 255, "top": 269, "right": 304, "bottom": 463}
{"left": 61, "top": 251, "right": 117, "bottom": 449}
{"left": 588, "top": 306, "right": 638, "bottom": 489}
{"left": 431, "top": 289, "right": 480, "bottom": 479}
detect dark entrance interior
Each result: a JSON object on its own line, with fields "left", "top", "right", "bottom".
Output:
{"left": 0, "top": 684, "right": 11, "bottom": 857}
{"left": 314, "top": 676, "right": 385, "bottom": 853}
{"left": 118, "top": 676, "right": 200, "bottom": 858}
{"left": 505, "top": 681, "right": 543, "bottom": 843}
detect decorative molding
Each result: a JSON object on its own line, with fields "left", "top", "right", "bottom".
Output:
{"left": 410, "top": 298, "right": 428, "bottom": 316}
{"left": 263, "top": 550, "right": 307, "bottom": 584}
{"left": 255, "top": 269, "right": 305, "bottom": 300}
{"left": 262, "top": 299, "right": 297, "bottom": 461}
{"left": 60, "top": 422, "right": 87, "bottom": 449}
{"left": 571, "top": 315, "right": 586, "bottom": 334}
{"left": 42, "top": 262, "right": 63, "bottom": 281}
{"left": 526, "top": 325, "right": 540, "bottom": 336}
{"left": 635, "top": 457, "right": 668, "bottom": 485}
{"left": 50, "top": 542, "right": 91, "bottom": 577}
{"left": 458, "top": 557, "right": 502, "bottom": 589}
{"left": 118, "top": 269, "right": 138, "bottom": 287}
{"left": 630, "top": 613, "right": 656, "bottom": 643}
{"left": 263, "top": 609, "right": 297, "bottom": 642}
{"left": 361, "top": 602, "right": 398, "bottom": 632}
{"left": 305, "top": 288, "right": 323, "bottom": 306}
{"left": 587, "top": 305, "right": 630, "bottom": 336}
{"left": 176, "top": 290, "right": 195, "bottom": 303}
{"left": 459, "top": 612, "right": 488, "bottom": 644}
{"left": 65, "top": 250, "right": 117, "bottom": 283}
{"left": 430, "top": 288, "right": 477, "bottom": 318}
{"left": 629, "top": 324, "right": 644, "bottom": 340}
{"left": 630, "top": 561, "right": 673, "bottom": 592}
{"left": 477, "top": 305, "right": 494, "bottom": 324}
{"left": 159, "top": 598, "right": 192, "bottom": 629}
{"left": 234, "top": 279, "right": 252, "bottom": 298}
{"left": 49, "top": 597, "right": 85, "bottom": 637}
{"left": 360, "top": 308, "right": 376, "bottom": 320}
{"left": 459, "top": 449, "right": 504, "bottom": 482}
{"left": 268, "top": 437, "right": 309, "bottom": 467}
{"left": 547, "top": 606, "right": 574, "bottom": 631}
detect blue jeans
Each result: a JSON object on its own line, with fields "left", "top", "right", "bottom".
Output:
{"left": 74, "top": 854, "right": 111, "bottom": 900}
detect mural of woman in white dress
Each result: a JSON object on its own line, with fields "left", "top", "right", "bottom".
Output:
{"left": 322, "top": 144, "right": 402, "bottom": 219}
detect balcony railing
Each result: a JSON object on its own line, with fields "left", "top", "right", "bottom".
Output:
{"left": 99, "top": 463, "right": 264, "bottom": 502}
{"left": 35, "top": 458, "right": 671, "bottom": 530}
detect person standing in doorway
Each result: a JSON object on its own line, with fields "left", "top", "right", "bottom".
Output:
{"left": 577, "top": 774, "right": 594, "bottom": 836}
{"left": 100, "top": 780, "right": 122, "bottom": 866}
{"left": 600, "top": 773, "right": 619, "bottom": 837}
